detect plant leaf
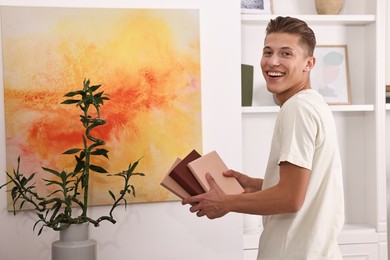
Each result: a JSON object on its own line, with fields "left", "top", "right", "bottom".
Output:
{"left": 61, "top": 99, "right": 80, "bottom": 104}
{"left": 63, "top": 148, "right": 82, "bottom": 154}
{"left": 43, "top": 179, "right": 63, "bottom": 187}
{"left": 109, "top": 190, "right": 116, "bottom": 201}
{"left": 90, "top": 148, "right": 109, "bottom": 158}
{"left": 90, "top": 84, "right": 102, "bottom": 92}
{"left": 37, "top": 226, "right": 44, "bottom": 236}
{"left": 89, "top": 165, "right": 107, "bottom": 173}
{"left": 42, "top": 167, "right": 61, "bottom": 177}
{"left": 63, "top": 90, "right": 85, "bottom": 97}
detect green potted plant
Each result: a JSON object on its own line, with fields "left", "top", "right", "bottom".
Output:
{"left": 0, "top": 79, "right": 145, "bottom": 259}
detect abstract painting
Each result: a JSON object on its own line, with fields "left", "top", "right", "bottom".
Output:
{"left": 241, "top": 0, "right": 273, "bottom": 14}
{"left": 1, "top": 6, "right": 202, "bottom": 208}
{"left": 311, "top": 45, "right": 351, "bottom": 105}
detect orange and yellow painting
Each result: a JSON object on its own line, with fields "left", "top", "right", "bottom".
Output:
{"left": 1, "top": 7, "right": 202, "bottom": 207}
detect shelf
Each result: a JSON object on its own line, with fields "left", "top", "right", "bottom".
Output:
{"left": 244, "top": 224, "right": 378, "bottom": 250}
{"left": 242, "top": 106, "right": 279, "bottom": 113}
{"left": 242, "top": 104, "right": 375, "bottom": 114}
{"left": 241, "top": 14, "right": 376, "bottom": 25}
{"left": 338, "top": 224, "right": 379, "bottom": 245}
{"left": 330, "top": 104, "right": 375, "bottom": 112}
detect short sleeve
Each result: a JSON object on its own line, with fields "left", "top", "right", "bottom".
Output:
{"left": 277, "top": 99, "right": 319, "bottom": 170}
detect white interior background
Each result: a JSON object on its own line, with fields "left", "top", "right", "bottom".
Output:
{"left": 387, "top": 0, "right": 390, "bottom": 85}
{"left": 1, "top": 0, "right": 390, "bottom": 259}
{"left": 0, "top": 1, "right": 243, "bottom": 260}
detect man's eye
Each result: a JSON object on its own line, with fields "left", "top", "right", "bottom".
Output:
{"left": 263, "top": 51, "right": 272, "bottom": 56}
{"left": 282, "top": 52, "right": 292, "bottom": 56}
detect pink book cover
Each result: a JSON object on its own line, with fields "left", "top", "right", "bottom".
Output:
{"left": 160, "top": 158, "right": 191, "bottom": 199}
{"left": 187, "top": 150, "right": 245, "bottom": 195}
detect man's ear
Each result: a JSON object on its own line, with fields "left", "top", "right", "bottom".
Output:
{"left": 304, "top": 56, "right": 316, "bottom": 72}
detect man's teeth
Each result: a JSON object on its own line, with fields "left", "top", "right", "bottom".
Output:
{"left": 268, "top": 72, "right": 283, "bottom": 77}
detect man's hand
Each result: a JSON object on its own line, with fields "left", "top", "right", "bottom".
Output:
{"left": 223, "top": 170, "right": 263, "bottom": 193}
{"left": 182, "top": 173, "right": 228, "bottom": 219}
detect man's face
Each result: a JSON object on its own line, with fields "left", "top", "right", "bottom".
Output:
{"left": 261, "top": 32, "right": 314, "bottom": 101}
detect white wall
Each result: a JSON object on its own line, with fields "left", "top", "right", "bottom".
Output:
{"left": 387, "top": 0, "right": 390, "bottom": 85}
{"left": 0, "top": 1, "right": 243, "bottom": 260}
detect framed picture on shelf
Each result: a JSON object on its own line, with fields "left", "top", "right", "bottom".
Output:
{"left": 241, "top": 0, "right": 273, "bottom": 14}
{"left": 311, "top": 45, "right": 351, "bottom": 105}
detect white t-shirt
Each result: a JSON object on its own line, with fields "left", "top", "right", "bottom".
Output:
{"left": 257, "top": 89, "right": 345, "bottom": 260}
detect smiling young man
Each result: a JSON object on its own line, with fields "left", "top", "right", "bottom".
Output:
{"left": 182, "top": 16, "right": 345, "bottom": 259}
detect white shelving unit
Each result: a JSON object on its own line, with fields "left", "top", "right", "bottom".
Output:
{"left": 241, "top": 14, "right": 376, "bottom": 24}
{"left": 242, "top": 104, "right": 375, "bottom": 113}
{"left": 241, "top": 0, "right": 387, "bottom": 259}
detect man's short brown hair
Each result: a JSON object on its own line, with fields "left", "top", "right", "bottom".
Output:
{"left": 265, "top": 16, "right": 316, "bottom": 56}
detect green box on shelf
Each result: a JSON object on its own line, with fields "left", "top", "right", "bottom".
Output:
{"left": 241, "top": 64, "right": 253, "bottom": 106}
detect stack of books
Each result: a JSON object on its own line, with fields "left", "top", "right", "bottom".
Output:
{"left": 160, "top": 150, "right": 244, "bottom": 199}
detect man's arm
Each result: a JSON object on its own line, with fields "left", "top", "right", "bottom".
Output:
{"left": 182, "top": 162, "right": 310, "bottom": 219}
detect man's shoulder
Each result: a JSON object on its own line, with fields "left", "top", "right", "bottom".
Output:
{"left": 282, "top": 89, "right": 329, "bottom": 114}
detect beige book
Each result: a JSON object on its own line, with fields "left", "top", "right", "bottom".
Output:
{"left": 160, "top": 158, "right": 191, "bottom": 199}
{"left": 187, "top": 151, "right": 244, "bottom": 195}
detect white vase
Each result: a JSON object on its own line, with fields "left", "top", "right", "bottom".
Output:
{"left": 52, "top": 223, "right": 97, "bottom": 260}
{"left": 315, "top": 0, "right": 345, "bottom": 14}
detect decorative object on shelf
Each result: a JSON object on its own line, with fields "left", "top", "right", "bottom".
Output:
{"left": 315, "top": 0, "right": 345, "bottom": 14}
{"left": 241, "top": 64, "right": 254, "bottom": 106}
{"left": 311, "top": 45, "right": 351, "bottom": 105}
{"left": 386, "top": 85, "right": 390, "bottom": 103}
{"left": 52, "top": 223, "right": 96, "bottom": 260}
{"left": 241, "top": 0, "right": 273, "bottom": 14}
